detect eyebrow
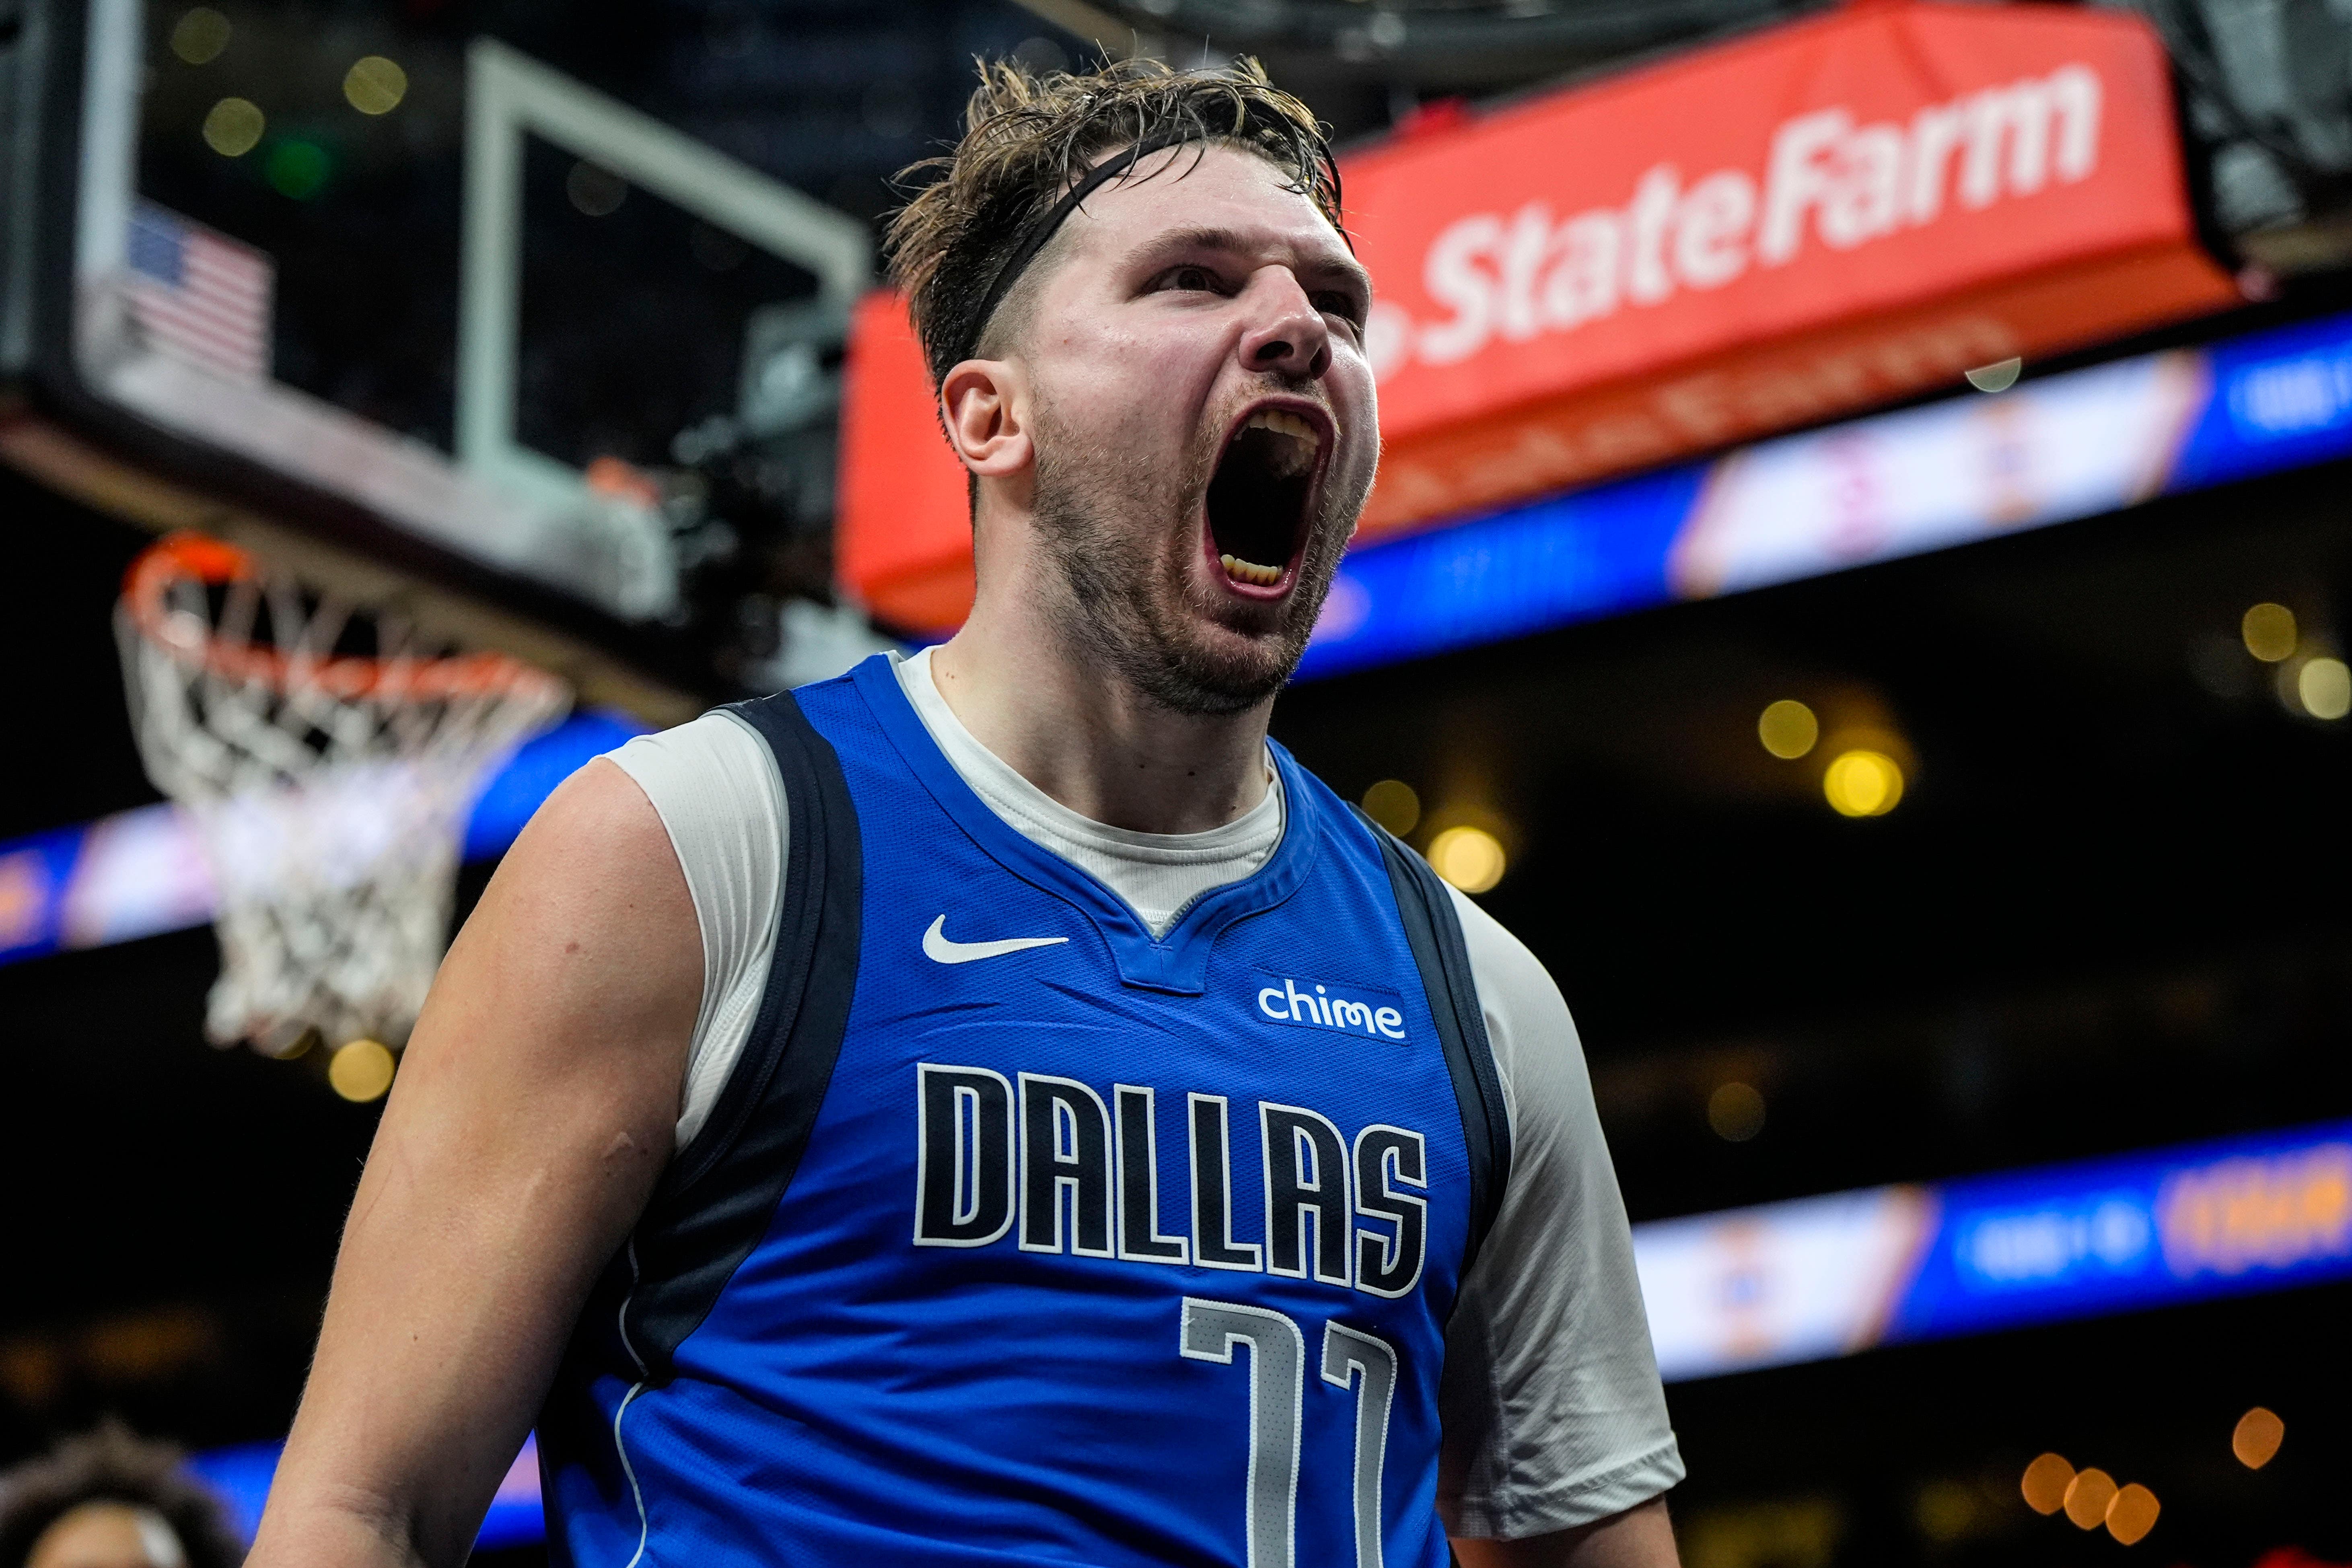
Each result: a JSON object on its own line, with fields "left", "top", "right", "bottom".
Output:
{"left": 1129, "top": 225, "right": 1373, "bottom": 299}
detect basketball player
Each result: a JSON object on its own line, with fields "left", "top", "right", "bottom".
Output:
{"left": 250, "top": 59, "right": 1683, "bottom": 1568}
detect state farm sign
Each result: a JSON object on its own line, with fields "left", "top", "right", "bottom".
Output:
{"left": 1347, "top": 0, "right": 2235, "bottom": 536}
{"left": 836, "top": 0, "right": 2237, "bottom": 631}
{"left": 1394, "top": 66, "right": 2102, "bottom": 371}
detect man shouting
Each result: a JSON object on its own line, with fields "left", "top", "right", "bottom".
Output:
{"left": 251, "top": 57, "right": 1683, "bottom": 1568}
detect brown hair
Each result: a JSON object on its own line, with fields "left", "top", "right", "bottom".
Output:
{"left": 885, "top": 56, "right": 1344, "bottom": 386}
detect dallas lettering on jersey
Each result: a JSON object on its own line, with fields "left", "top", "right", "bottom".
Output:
{"left": 913, "top": 1064, "right": 1428, "bottom": 1299}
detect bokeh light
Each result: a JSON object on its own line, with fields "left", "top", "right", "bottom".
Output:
{"left": 2062, "top": 1467, "right": 2117, "bottom": 1530}
{"left": 1823, "top": 749, "right": 1903, "bottom": 816}
{"left": 567, "top": 161, "right": 629, "bottom": 216}
{"left": 1911, "top": 1479, "right": 1980, "bottom": 1544}
{"left": 1707, "top": 1082, "right": 1766, "bottom": 1142}
{"left": 343, "top": 56, "right": 409, "bottom": 115}
{"left": 2020, "top": 1453, "right": 2074, "bottom": 1515}
{"left": 2296, "top": 656, "right": 2350, "bottom": 720}
{"left": 2233, "top": 1406, "right": 2284, "bottom": 1469}
{"left": 2105, "top": 1483, "right": 2160, "bottom": 1546}
{"left": 2243, "top": 601, "right": 2298, "bottom": 662}
{"left": 202, "top": 97, "right": 265, "bottom": 157}
{"left": 1428, "top": 825, "right": 1505, "bottom": 893}
{"left": 1362, "top": 779, "right": 1421, "bottom": 836}
{"left": 328, "top": 1039, "right": 396, "bottom": 1103}
{"left": 266, "top": 140, "right": 331, "bottom": 199}
{"left": 171, "top": 7, "right": 231, "bottom": 64}
{"left": 1012, "top": 34, "right": 1070, "bottom": 74}
{"left": 1964, "top": 356, "right": 2022, "bottom": 393}
{"left": 1757, "top": 699, "right": 1818, "bottom": 759}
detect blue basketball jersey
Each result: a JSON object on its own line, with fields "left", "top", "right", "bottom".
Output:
{"left": 539, "top": 655, "right": 1510, "bottom": 1566}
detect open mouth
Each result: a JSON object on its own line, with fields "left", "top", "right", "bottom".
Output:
{"left": 1205, "top": 406, "right": 1325, "bottom": 592}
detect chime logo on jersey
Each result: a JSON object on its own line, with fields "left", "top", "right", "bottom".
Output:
{"left": 1254, "top": 972, "right": 1410, "bottom": 1040}
{"left": 912, "top": 1064, "right": 1430, "bottom": 1298}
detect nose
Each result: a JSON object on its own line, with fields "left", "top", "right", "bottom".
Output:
{"left": 1236, "top": 267, "right": 1331, "bottom": 382}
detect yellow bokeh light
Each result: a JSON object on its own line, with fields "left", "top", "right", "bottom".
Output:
{"left": 2020, "top": 1453, "right": 2074, "bottom": 1515}
{"left": 2105, "top": 1483, "right": 2160, "bottom": 1546}
{"left": 343, "top": 56, "right": 409, "bottom": 115}
{"left": 2233, "top": 1406, "right": 2284, "bottom": 1469}
{"left": 1823, "top": 749, "right": 1903, "bottom": 817}
{"left": 1912, "top": 1479, "right": 1980, "bottom": 1544}
{"left": 2243, "top": 602, "right": 2298, "bottom": 662}
{"left": 202, "top": 97, "right": 264, "bottom": 157}
{"left": 1361, "top": 779, "right": 1421, "bottom": 836}
{"left": 2062, "top": 1468, "right": 2116, "bottom": 1530}
{"left": 1757, "top": 699, "right": 1818, "bottom": 759}
{"left": 2297, "top": 656, "right": 2350, "bottom": 720}
{"left": 1428, "top": 826, "right": 1505, "bottom": 894}
{"left": 1707, "top": 1082, "right": 1766, "bottom": 1142}
{"left": 328, "top": 1039, "right": 396, "bottom": 1103}
{"left": 171, "top": 7, "right": 231, "bottom": 64}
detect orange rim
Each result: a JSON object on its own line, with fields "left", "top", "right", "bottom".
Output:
{"left": 123, "top": 532, "right": 566, "bottom": 704}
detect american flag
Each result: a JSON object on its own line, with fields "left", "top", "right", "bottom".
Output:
{"left": 125, "top": 202, "right": 274, "bottom": 384}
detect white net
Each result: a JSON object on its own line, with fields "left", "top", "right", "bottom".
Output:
{"left": 117, "top": 533, "right": 571, "bottom": 1054}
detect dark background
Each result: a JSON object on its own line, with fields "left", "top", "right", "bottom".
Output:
{"left": 8, "top": 0, "right": 2352, "bottom": 1562}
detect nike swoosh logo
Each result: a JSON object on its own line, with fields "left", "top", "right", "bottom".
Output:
{"left": 922, "top": 915, "right": 1070, "bottom": 965}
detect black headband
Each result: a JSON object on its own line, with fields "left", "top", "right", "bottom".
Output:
{"left": 956, "top": 128, "right": 1202, "bottom": 368}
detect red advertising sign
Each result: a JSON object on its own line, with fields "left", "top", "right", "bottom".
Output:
{"left": 839, "top": 0, "right": 2237, "bottom": 632}
{"left": 836, "top": 289, "right": 974, "bottom": 633}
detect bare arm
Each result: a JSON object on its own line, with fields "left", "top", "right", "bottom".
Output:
{"left": 1454, "top": 1498, "right": 1681, "bottom": 1568}
{"left": 248, "top": 760, "right": 702, "bottom": 1568}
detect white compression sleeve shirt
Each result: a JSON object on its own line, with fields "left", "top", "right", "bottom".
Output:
{"left": 602, "top": 649, "right": 1682, "bottom": 1537}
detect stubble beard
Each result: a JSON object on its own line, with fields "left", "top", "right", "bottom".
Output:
{"left": 1027, "top": 395, "right": 1360, "bottom": 718}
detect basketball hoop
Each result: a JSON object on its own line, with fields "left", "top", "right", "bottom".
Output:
{"left": 117, "top": 533, "right": 570, "bottom": 1057}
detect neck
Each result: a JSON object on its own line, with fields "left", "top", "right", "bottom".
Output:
{"left": 929, "top": 556, "right": 1274, "bottom": 837}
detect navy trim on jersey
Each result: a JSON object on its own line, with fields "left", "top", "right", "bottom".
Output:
{"left": 609, "top": 690, "right": 865, "bottom": 1381}
{"left": 1353, "top": 806, "right": 1514, "bottom": 1275}
{"left": 848, "top": 655, "right": 1316, "bottom": 996}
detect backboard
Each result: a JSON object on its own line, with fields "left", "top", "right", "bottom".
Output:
{"left": 2, "top": 0, "right": 901, "bottom": 710}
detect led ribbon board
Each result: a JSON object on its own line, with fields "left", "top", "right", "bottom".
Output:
{"left": 1300, "top": 304, "right": 2352, "bottom": 677}
{"left": 1638, "top": 1119, "right": 2352, "bottom": 1382}
{"left": 11, "top": 305, "right": 2352, "bottom": 966}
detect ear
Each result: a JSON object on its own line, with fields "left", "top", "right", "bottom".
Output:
{"left": 939, "top": 358, "right": 1032, "bottom": 480}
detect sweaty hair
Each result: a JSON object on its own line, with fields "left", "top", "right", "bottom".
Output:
{"left": 0, "top": 1423, "right": 243, "bottom": 1568}
{"left": 885, "top": 56, "right": 1344, "bottom": 386}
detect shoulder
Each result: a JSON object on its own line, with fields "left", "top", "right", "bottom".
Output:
{"left": 606, "top": 710, "right": 786, "bottom": 831}
{"left": 496, "top": 750, "right": 690, "bottom": 922}
{"left": 1446, "top": 887, "right": 1579, "bottom": 1072}
{"left": 1444, "top": 885, "right": 1568, "bottom": 1028}
{"left": 455, "top": 753, "right": 702, "bottom": 1023}
{"left": 600, "top": 710, "right": 790, "bottom": 884}
{"left": 1310, "top": 791, "right": 1580, "bottom": 1124}
{"left": 597, "top": 708, "right": 790, "bottom": 980}
{"left": 1438, "top": 887, "right": 1590, "bottom": 1152}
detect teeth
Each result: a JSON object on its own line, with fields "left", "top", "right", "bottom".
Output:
{"left": 1245, "top": 408, "right": 1322, "bottom": 448}
{"left": 1219, "top": 553, "right": 1284, "bottom": 587}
